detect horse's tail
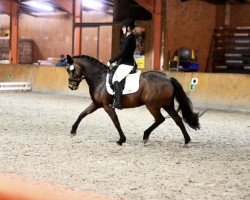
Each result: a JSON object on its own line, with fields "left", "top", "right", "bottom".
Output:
{"left": 171, "top": 77, "right": 200, "bottom": 130}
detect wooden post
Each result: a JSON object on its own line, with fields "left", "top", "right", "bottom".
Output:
{"left": 135, "top": 0, "right": 162, "bottom": 70}
{"left": 152, "top": 0, "right": 162, "bottom": 70}
{"left": 10, "top": 0, "right": 19, "bottom": 64}
{"left": 72, "top": 0, "right": 82, "bottom": 56}
{"left": 225, "top": 2, "right": 230, "bottom": 26}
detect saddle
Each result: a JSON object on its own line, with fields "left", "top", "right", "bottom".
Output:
{"left": 106, "top": 66, "right": 141, "bottom": 95}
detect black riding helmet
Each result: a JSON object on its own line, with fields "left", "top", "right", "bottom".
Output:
{"left": 121, "top": 18, "right": 135, "bottom": 29}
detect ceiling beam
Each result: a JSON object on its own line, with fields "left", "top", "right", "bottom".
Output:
{"left": 51, "top": 0, "right": 73, "bottom": 14}
{"left": 134, "top": 0, "right": 154, "bottom": 13}
{"left": 101, "top": 0, "right": 114, "bottom": 7}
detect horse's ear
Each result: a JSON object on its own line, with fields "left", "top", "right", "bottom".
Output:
{"left": 67, "top": 55, "right": 74, "bottom": 65}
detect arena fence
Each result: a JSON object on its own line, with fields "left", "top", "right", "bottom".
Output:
{"left": 0, "top": 64, "right": 249, "bottom": 111}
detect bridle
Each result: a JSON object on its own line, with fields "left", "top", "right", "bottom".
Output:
{"left": 68, "top": 65, "right": 84, "bottom": 86}
{"left": 68, "top": 64, "right": 106, "bottom": 86}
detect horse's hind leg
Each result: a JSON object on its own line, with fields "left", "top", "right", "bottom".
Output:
{"left": 71, "top": 102, "right": 99, "bottom": 137}
{"left": 143, "top": 105, "right": 165, "bottom": 143}
{"left": 163, "top": 106, "right": 191, "bottom": 146}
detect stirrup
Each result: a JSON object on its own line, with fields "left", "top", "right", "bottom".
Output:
{"left": 115, "top": 103, "right": 123, "bottom": 110}
{"left": 109, "top": 99, "right": 116, "bottom": 108}
{"left": 109, "top": 101, "right": 122, "bottom": 110}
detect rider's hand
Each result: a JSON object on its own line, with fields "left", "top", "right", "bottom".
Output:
{"left": 111, "top": 61, "right": 117, "bottom": 67}
{"left": 107, "top": 61, "right": 111, "bottom": 67}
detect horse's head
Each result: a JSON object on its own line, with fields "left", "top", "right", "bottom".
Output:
{"left": 66, "top": 55, "right": 83, "bottom": 90}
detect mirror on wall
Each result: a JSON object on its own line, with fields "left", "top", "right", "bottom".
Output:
{"left": 0, "top": 14, "right": 10, "bottom": 64}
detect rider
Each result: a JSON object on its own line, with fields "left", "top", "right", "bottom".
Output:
{"left": 107, "top": 18, "right": 137, "bottom": 110}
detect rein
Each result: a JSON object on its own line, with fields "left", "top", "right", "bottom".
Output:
{"left": 69, "top": 68, "right": 106, "bottom": 85}
{"left": 68, "top": 76, "right": 83, "bottom": 83}
{"left": 68, "top": 56, "right": 109, "bottom": 85}
{"left": 82, "top": 69, "right": 106, "bottom": 80}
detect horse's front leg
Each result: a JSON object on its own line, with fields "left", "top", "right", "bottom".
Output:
{"left": 71, "top": 102, "right": 99, "bottom": 137}
{"left": 103, "top": 105, "right": 126, "bottom": 145}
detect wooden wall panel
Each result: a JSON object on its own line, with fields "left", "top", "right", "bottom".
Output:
{"left": 215, "top": 4, "right": 250, "bottom": 27}
{"left": 81, "top": 11, "right": 113, "bottom": 63}
{"left": 82, "top": 11, "right": 113, "bottom": 23}
{"left": 0, "top": 0, "right": 11, "bottom": 15}
{"left": 81, "top": 27, "right": 98, "bottom": 58}
{"left": 18, "top": 11, "right": 113, "bottom": 64}
{"left": 215, "top": 4, "right": 226, "bottom": 27}
{"left": 98, "top": 26, "right": 112, "bottom": 63}
{"left": 19, "top": 14, "right": 72, "bottom": 62}
{"left": 0, "top": 14, "right": 10, "bottom": 30}
{"left": 230, "top": 4, "right": 250, "bottom": 26}
{"left": 80, "top": 26, "right": 112, "bottom": 63}
{"left": 164, "top": 1, "right": 217, "bottom": 72}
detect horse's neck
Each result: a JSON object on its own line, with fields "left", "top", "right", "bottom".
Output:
{"left": 83, "top": 63, "right": 107, "bottom": 92}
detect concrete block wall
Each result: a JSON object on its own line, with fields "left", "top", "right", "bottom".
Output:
{"left": 0, "top": 38, "right": 33, "bottom": 64}
{"left": 19, "top": 39, "right": 33, "bottom": 64}
{"left": 0, "top": 38, "right": 9, "bottom": 60}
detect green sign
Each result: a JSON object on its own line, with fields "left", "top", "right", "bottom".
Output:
{"left": 7, "top": 73, "right": 12, "bottom": 79}
{"left": 189, "top": 83, "right": 196, "bottom": 91}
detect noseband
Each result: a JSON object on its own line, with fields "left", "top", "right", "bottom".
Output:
{"left": 68, "top": 77, "right": 83, "bottom": 86}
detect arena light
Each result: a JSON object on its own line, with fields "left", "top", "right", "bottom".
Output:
{"left": 82, "top": 0, "right": 104, "bottom": 10}
{"left": 31, "top": 11, "right": 68, "bottom": 17}
{"left": 23, "top": 1, "right": 54, "bottom": 12}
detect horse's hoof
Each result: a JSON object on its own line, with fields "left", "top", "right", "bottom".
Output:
{"left": 70, "top": 130, "right": 76, "bottom": 138}
{"left": 116, "top": 141, "right": 123, "bottom": 146}
{"left": 183, "top": 144, "right": 190, "bottom": 148}
{"left": 143, "top": 139, "right": 149, "bottom": 144}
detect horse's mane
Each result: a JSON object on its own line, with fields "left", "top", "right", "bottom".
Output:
{"left": 73, "top": 55, "right": 109, "bottom": 70}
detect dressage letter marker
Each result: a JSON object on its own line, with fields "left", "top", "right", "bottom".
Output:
{"left": 191, "top": 78, "right": 198, "bottom": 85}
{"left": 190, "top": 78, "right": 198, "bottom": 91}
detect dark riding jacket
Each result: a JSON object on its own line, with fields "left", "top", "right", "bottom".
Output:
{"left": 109, "top": 33, "right": 136, "bottom": 66}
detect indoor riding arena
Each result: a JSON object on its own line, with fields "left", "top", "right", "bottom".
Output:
{"left": 0, "top": 1, "right": 249, "bottom": 200}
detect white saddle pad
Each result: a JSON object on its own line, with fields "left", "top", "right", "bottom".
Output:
{"left": 106, "top": 70, "right": 141, "bottom": 95}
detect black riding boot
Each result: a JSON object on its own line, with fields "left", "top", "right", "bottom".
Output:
{"left": 111, "top": 81, "right": 123, "bottom": 110}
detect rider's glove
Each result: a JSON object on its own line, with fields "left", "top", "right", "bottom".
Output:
{"left": 107, "top": 61, "right": 111, "bottom": 67}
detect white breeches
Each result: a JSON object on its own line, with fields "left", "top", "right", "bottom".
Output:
{"left": 112, "top": 64, "right": 134, "bottom": 84}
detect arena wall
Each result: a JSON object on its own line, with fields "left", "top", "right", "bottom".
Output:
{"left": 164, "top": 1, "right": 217, "bottom": 72}
{"left": 19, "top": 11, "right": 112, "bottom": 64}
{"left": 168, "top": 71, "right": 250, "bottom": 111}
{"left": 0, "top": 64, "right": 249, "bottom": 111}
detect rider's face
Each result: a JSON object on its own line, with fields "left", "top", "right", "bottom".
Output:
{"left": 122, "top": 26, "right": 126, "bottom": 35}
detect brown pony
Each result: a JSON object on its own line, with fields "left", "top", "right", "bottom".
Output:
{"left": 66, "top": 55, "right": 200, "bottom": 147}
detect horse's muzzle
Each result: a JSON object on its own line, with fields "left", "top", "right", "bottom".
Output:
{"left": 68, "top": 78, "right": 81, "bottom": 90}
{"left": 68, "top": 84, "right": 79, "bottom": 90}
